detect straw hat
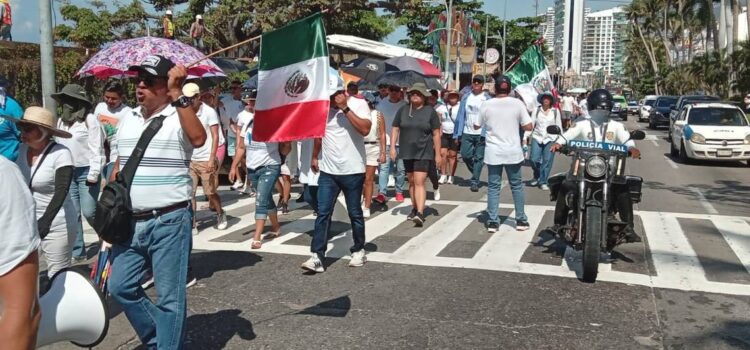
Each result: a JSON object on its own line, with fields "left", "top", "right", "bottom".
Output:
{"left": 445, "top": 90, "right": 460, "bottom": 99}
{"left": 6, "top": 107, "right": 72, "bottom": 139}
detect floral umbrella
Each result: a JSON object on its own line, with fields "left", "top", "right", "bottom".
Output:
{"left": 76, "top": 37, "right": 225, "bottom": 79}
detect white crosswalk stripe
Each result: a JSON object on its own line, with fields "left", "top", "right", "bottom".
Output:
{"left": 84, "top": 194, "right": 750, "bottom": 296}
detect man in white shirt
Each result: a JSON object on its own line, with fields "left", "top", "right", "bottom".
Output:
{"left": 222, "top": 80, "right": 245, "bottom": 187}
{"left": 0, "top": 156, "right": 41, "bottom": 349}
{"left": 95, "top": 80, "right": 132, "bottom": 183}
{"left": 301, "top": 84, "right": 372, "bottom": 274}
{"left": 475, "top": 76, "right": 533, "bottom": 233}
{"left": 374, "top": 85, "right": 407, "bottom": 203}
{"left": 454, "top": 75, "right": 492, "bottom": 192}
{"left": 233, "top": 90, "right": 256, "bottom": 194}
{"left": 184, "top": 83, "right": 228, "bottom": 232}
{"left": 560, "top": 93, "right": 575, "bottom": 130}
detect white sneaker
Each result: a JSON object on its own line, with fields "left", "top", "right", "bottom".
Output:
{"left": 434, "top": 189, "right": 441, "bottom": 201}
{"left": 447, "top": 176, "right": 454, "bottom": 184}
{"left": 387, "top": 175, "right": 395, "bottom": 188}
{"left": 231, "top": 181, "right": 243, "bottom": 190}
{"left": 438, "top": 175, "right": 447, "bottom": 184}
{"left": 362, "top": 207, "right": 371, "bottom": 218}
{"left": 216, "top": 212, "right": 228, "bottom": 230}
{"left": 349, "top": 250, "right": 367, "bottom": 267}
{"left": 301, "top": 254, "right": 325, "bottom": 273}
{"left": 529, "top": 180, "right": 539, "bottom": 187}
{"left": 540, "top": 184, "right": 550, "bottom": 191}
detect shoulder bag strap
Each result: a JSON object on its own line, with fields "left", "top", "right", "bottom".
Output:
{"left": 28, "top": 141, "right": 56, "bottom": 189}
{"left": 118, "top": 115, "right": 167, "bottom": 188}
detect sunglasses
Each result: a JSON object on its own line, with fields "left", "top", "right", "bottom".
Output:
{"left": 135, "top": 76, "right": 165, "bottom": 88}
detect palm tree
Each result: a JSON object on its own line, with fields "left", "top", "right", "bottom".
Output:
{"left": 626, "top": 0, "right": 663, "bottom": 94}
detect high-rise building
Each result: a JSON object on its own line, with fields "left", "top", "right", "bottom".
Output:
{"left": 553, "top": 0, "right": 586, "bottom": 73}
{"left": 538, "top": 7, "right": 555, "bottom": 52}
{"left": 581, "top": 7, "right": 628, "bottom": 77}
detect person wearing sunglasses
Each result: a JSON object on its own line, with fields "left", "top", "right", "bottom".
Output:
{"left": 107, "top": 55, "right": 206, "bottom": 349}
{"left": 52, "top": 84, "right": 104, "bottom": 264}
{"left": 453, "top": 75, "right": 492, "bottom": 192}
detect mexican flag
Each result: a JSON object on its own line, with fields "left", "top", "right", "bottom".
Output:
{"left": 506, "top": 45, "right": 556, "bottom": 112}
{"left": 254, "top": 13, "right": 330, "bottom": 142}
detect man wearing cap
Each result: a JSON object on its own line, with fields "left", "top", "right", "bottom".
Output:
{"left": 233, "top": 89, "right": 256, "bottom": 194}
{"left": 374, "top": 83, "right": 389, "bottom": 106}
{"left": 107, "top": 55, "right": 206, "bottom": 349}
{"left": 222, "top": 81, "right": 245, "bottom": 189}
{"left": 163, "top": 10, "right": 175, "bottom": 39}
{"left": 454, "top": 74, "right": 492, "bottom": 192}
{"left": 475, "top": 75, "right": 533, "bottom": 233}
{"left": 0, "top": 75, "right": 23, "bottom": 161}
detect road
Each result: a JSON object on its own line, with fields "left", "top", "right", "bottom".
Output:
{"left": 44, "top": 114, "right": 750, "bottom": 349}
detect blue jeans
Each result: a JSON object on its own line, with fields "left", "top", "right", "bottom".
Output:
{"left": 70, "top": 166, "right": 100, "bottom": 258}
{"left": 460, "top": 134, "right": 485, "bottom": 185}
{"left": 249, "top": 164, "right": 280, "bottom": 220}
{"left": 530, "top": 140, "right": 555, "bottom": 185}
{"left": 303, "top": 184, "right": 318, "bottom": 212}
{"left": 312, "top": 172, "right": 365, "bottom": 260}
{"left": 378, "top": 145, "right": 405, "bottom": 195}
{"left": 109, "top": 206, "right": 192, "bottom": 349}
{"left": 486, "top": 163, "right": 527, "bottom": 225}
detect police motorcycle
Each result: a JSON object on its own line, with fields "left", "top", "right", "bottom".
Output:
{"left": 546, "top": 125, "right": 645, "bottom": 283}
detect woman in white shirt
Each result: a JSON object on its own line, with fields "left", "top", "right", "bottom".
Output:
{"left": 52, "top": 84, "right": 104, "bottom": 262}
{"left": 438, "top": 90, "right": 460, "bottom": 184}
{"left": 10, "top": 107, "right": 77, "bottom": 278}
{"left": 529, "top": 92, "right": 562, "bottom": 190}
{"left": 362, "top": 96, "right": 386, "bottom": 218}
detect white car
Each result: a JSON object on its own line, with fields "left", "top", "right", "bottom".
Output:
{"left": 670, "top": 103, "right": 750, "bottom": 165}
{"left": 639, "top": 95, "right": 657, "bottom": 122}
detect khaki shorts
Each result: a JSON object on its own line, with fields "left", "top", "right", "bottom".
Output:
{"left": 190, "top": 160, "right": 218, "bottom": 196}
{"left": 365, "top": 143, "right": 380, "bottom": 166}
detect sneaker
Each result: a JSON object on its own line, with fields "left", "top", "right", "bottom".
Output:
{"left": 313, "top": 210, "right": 319, "bottom": 217}
{"left": 470, "top": 183, "right": 479, "bottom": 192}
{"left": 387, "top": 175, "right": 395, "bottom": 188}
{"left": 141, "top": 273, "right": 155, "bottom": 290}
{"left": 516, "top": 220, "right": 530, "bottom": 231}
{"left": 412, "top": 212, "right": 425, "bottom": 227}
{"left": 406, "top": 208, "right": 417, "bottom": 220}
{"left": 186, "top": 269, "right": 197, "bottom": 288}
{"left": 349, "top": 250, "right": 367, "bottom": 267}
{"left": 374, "top": 193, "right": 387, "bottom": 204}
{"left": 362, "top": 207, "right": 371, "bottom": 218}
{"left": 487, "top": 222, "right": 500, "bottom": 233}
{"left": 216, "top": 212, "right": 228, "bottom": 230}
{"left": 434, "top": 189, "right": 441, "bottom": 201}
{"left": 447, "top": 176, "right": 454, "bottom": 184}
{"left": 540, "top": 184, "right": 550, "bottom": 191}
{"left": 231, "top": 181, "right": 243, "bottom": 190}
{"left": 395, "top": 193, "right": 405, "bottom": 202}
{"left": 529, "top": 180, "right": 539, "bottom": 187}
{"left": 301, "top": 254, "right": 325, "bottom": 273}
{"left": 438, "top": 175, "right": 447, "bottom": 184}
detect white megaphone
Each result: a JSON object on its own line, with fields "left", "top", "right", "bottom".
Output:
{"left": 36, "top": 268, "right": 109, "bottom": 348}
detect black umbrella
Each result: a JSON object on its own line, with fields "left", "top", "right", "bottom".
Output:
{"left": 370, "top": 71, "right": 443, "bottom": 91}
{"left": 210, "top": 58, "right": 250, "bottom": 74}
{"left": 340, "top": 58, "right": 398, "bottom": 83}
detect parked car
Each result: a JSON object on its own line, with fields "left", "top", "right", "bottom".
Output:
{"left": 667, "top": 95, "right": 720, "bottom": 140}
{"left": 610, "top": 95, "right": 628, "bottom": 119}
{"left": 639, "top": 95, "right": 658, "bottom": 122}
{"left": 670, "top": 102, "right": 750, "bottom": 165}
{"left": 627, "top": 101, "right": 639, "bottom": 115}
{"left": 648, "top": 96, "right": 678, "bottom": 129}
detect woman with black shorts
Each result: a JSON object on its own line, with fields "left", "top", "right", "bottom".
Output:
{"left": 438, "top": 90, "right": 460, "bottom": 184}
{"left": 390, "top": 83, "right": 442, "bottom": 226}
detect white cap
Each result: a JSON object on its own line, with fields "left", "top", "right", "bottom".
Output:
{"left": 182, "top": 83, "right": 200, "bottom": 98}
{"left": 165, "top": 10, "right": 172, "bottom": 15}
{"left": 196, "top": 14, "right": 202, "bottom": 20}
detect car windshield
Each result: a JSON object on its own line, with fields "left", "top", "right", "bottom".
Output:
{"left": 644, "top": 99, "right": 656, "bottom": 106}
{"left": 688, "top": 108, "right": 749, "bottom": 126}
{"left": 656, "top": 98, "right": 677, "bottom": 107}
{"left": 628, "top": 102, "right": 638, "bottom": 106}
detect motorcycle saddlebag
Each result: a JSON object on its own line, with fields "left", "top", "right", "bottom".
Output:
{"left": 625, "top": 175, "right": 643, "bottom": 203}
{"left": 548, "top": 173, "right": 567, "bottom": 202}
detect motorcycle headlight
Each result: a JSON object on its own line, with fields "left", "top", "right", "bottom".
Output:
{"left": 690, "top": 133, "right": 706, "bottom": 144}
{"left": 585, "top": 156, "right": 607, "bottom": 178}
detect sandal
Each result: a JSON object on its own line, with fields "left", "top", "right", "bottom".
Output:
{"left": 251, "top": 240, "right": 262, "bottom": 249}
{"left": 264, "top": 230, "right": 281, "bottom": 240}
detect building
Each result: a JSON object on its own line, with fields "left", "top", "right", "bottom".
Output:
{"left": 539, "top": 7, "right": 555, "bottom": 52}
{"left": 581, "top": 7, "right": 628, "bottom": 77}
{"left": 553, "top": 0, "right": 587, "bottom": 74}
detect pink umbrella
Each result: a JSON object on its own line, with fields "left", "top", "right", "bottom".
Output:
{"left": 384, "top": 56, "right": 442, "bottom": 77}
{"left": 76, "top": 37, "right": 225, "bottom": 79}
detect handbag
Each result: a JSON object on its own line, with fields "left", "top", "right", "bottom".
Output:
{"left": 94, "top": 115, "right": 166, "bottom": 244}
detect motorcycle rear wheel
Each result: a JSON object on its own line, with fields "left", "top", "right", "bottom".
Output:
{"left": 582, "top": 205, "right": 602, "bottom": 283}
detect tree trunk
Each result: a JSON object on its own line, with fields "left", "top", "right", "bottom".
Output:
{"left": 635, "top": 21, "right": 661, "bottom": 94}
{"left": 733, "top": 0, "right": 740, "bottom": 50}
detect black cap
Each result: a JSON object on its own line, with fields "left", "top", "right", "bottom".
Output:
{"left": 128, "top": 55, "right": 175, "bottom": 78}
{"left": 472, "top": 74, "right": 485, "bottom": 84}
{"left": 494, "top": 75, "right": 512, "bottom": 93}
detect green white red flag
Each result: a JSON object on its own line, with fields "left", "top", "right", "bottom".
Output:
{"left": 506, "top": 45, "right": 556, "bottom": 111}
{"left": 254, "top": 13, "right": 329, "bottom": 142}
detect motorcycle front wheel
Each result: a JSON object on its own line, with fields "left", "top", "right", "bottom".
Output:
{"left": 582, "top": 205, "right": 603, "bottom": 283}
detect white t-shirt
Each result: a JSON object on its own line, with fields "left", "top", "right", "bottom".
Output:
{"left": 579, "top": 99, "right": 589, "bottom": 117}
{"left": 561, "top": 96, "right": 575, "bottom": 112}
{"left": 0, "top": 156, "right": 41, "bottom": 277}
{"left": 463, "top": 92, "right": 486, "bottom": 135}
{"left": 376, "top": 98, "right": 406, "bottom": 145}
{"left": 479, "top": 97, "right": 533, "bottom": 165}
{"left": 297, "top": 138, "right": 320, "bottom": 186}
{"left": 320, "top": 106, "right": 367, "bottom": 175}
{"left": 558, "top": 119, "right": 635, "bottom": 147}
{"left": 55, "top": 113, "right": 105, "bottom": 181}
{"left": 221, "top": 96, "right": 244, "bottom": 137}
{"left": 15, "top": 143, "right": 77, "bottom": 234}
{"left": 236, "top": 109, "right": 254, "bottom": 131}
{"left": 94, "top": 102, "right": 133, "bottom": 164}
{"left": 531, "top": 107, "right": 563, "bottom": 144}
{"left": 440, "top": 103, "right": 459, "bottom": 134}
{"left": 240, "top": 118, "right": 281, "bottom": 170}
{"left": 192, "top": 104, "right": 222, "bottom": 162}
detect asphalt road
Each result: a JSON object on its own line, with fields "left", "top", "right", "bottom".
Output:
{"left": 43, "top": 114, "right": 750, "bottom": 350}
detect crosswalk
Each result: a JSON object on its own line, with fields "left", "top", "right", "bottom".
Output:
{"left": 84, "top": 193, "right": 750, "bottom": 296}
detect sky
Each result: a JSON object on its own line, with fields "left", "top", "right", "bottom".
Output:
{"left": 9, "top": 0, "right": 631, "bottom": 45}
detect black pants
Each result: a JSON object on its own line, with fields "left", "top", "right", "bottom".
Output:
{"left": 554, "top": 180, "right": 634, "bottom": 231}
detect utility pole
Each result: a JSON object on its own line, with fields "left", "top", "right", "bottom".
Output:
{"left": 483, "top": 16, "right": 488, "bottom": 77}
{"left": 39, "top": 0, "right": 57, "bottom": 114}
{"left": 502, "top": 0, "right": 507, "bottom": 73}
{"left": 445, "top": 0, "right": 453, "bottom": 89}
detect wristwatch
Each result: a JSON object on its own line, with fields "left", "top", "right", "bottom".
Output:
{"left": 171, "top": 95, "right": 192, "bottom": 108}
{"left": 341, "top": 106, "right": 351, "bottom": 114}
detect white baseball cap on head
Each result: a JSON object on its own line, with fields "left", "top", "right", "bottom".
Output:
{"left": 196, "top": 14, "right": 202, "bottom": 20}
{"left": 182, "top": 83, "right": 201, "bottom": 98}
{"left": 166, "top": 10, "right": 173, "bottom": 15}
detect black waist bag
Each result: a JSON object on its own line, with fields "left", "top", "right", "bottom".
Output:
{"left": 94, "top": 116, "right": 166, "bottom": 244}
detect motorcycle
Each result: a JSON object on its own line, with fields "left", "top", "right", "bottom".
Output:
{"left": 546, "top": 125, "right": 646, "bottom": 282}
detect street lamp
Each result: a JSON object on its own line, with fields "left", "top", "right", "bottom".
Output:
{"left": 424, "top": 0, "right": 454, "bottom": 87}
